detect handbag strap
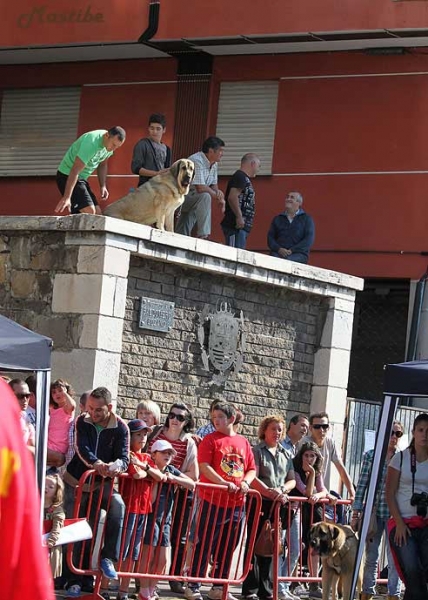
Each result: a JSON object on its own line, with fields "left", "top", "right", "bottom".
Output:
{"left": 410, "top": 447, "right": 417, "bottom": 495}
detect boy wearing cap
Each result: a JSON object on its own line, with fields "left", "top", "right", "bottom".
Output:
{"left": 117, "top": 420, "right": 165, "bottom": 600}
{"left": 185, "top": 403, "right": 256, "bottom": 600}
{"left": 137, "top": 440, "right": 195, "bottom": 600}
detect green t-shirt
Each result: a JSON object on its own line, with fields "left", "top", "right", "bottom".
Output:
{"left": 58, "top": 130, "right": 113, "bottom": 180}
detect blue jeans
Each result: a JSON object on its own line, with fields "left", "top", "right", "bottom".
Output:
{"left": 279, "top": 510, "right": 300, "bottom": 594}
{"left": 63, "top": 480, "right": 125, "bottom": 587}
{"left": 222, "top": 227, "right": 249, "bottom": 249}
{"left": 122, "top": 513, "right": 147, "bottom": 560}
{"left": 389, "top": 525, "right": 428, "bottom": 600}
{"left": 363, "top": 517, "right": 401, "bottom": 595}
{"left": 189, "top": 499, "right": 245, "bottom": 588}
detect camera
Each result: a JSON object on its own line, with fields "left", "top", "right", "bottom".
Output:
{"left": 410, "top": 492, "right": 428, "bottom": 518}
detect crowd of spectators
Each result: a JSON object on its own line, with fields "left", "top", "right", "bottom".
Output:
{"left": 4, "top": 372, "right": 425, "bottom": 600}
{"left": 2, "top": 372, "right": 359, "bottom": 600}
{"left": 53, "top": 115, "right": 315, "bottom": 263}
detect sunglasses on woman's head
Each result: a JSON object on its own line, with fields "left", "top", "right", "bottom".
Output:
{"left": 312, "top": 423, "right": 329, "bottom": 430}
{"left": 391, "top": 430, "right": 403, "bottom": 438}
{"left": 168, "top": 412, "right": 187, "bottom": 422}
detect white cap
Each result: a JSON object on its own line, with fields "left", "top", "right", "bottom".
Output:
{"left": 151, "top": 439, "right": 177, "bottom": 455}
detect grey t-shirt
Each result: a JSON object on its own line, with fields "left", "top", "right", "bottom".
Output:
{"left": 151, "top": 141, "right": 167, "bottom": 171}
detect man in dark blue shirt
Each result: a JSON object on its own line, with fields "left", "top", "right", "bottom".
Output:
{"left": 267, "top": 192, "right": 315, "bottom": 264}
{"left": 221, "top": 153, "right": 261, "bottom": 249}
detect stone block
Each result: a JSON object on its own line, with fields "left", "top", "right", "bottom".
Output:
{"left": 52, "top": 348, "right": 121, "bottom": 396}
{"left": 10, "top": 236, "right": 31, "bottom": 268}
{"left": 113, "top": 277, "right": 128, "bottom": 319}
{"left": 52, "top": 349, "right": 97, "bottom": 394}
{"left": 320, "top": 307, "right": 355, "bottom": 351}
{"left": 77, "top": 245, "right": 130, "bottom": 277}
{"left": 313, "top": 347, "right": 351, "bottom": 389}
{"left": 11, "top": 271, "right": 36, "bottom": 298}
{"left": 79, "top": 314, "right": 124, "bottom": 352}
{"left": 0, "top": 254, "right": 8, "bottom": 284}
{"left": 52, "top": 273, "right": 119, "bottom": 316}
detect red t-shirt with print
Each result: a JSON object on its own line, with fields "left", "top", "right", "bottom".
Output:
{"left": 198, "top": 431, "right": 255, "bottom": 507}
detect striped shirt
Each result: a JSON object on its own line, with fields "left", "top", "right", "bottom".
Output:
{"left": 148, "top": 431, "right": 189, "bottom": 471}
{"left": 189, "top": 151, "right": 218, "bottom": 187}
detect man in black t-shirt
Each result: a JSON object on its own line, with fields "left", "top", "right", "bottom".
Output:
{"left": 221, "top": 153, "right": 261, "bottom": 249}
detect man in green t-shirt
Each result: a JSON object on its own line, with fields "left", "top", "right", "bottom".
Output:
{"left": 54, "top": 126, "right": 126, "bottom": 215}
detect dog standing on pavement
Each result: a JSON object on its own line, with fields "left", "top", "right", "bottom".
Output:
{"left": 309, "top": 521, "right": 363, "bottom": 600}
{"left": 104, "top": 158, "right": 194, "bottom": 232}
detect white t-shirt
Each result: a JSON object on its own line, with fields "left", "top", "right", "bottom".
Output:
{"left": 389, "top": 448, "right": 428, "bottom": 518}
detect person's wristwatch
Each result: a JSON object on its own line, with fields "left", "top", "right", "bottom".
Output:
{"left": 144, "top": 464, "right": 150, "bottom": 472}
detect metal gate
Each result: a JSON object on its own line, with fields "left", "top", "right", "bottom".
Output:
{"left": 343, "top": 397, "right": 422, "bottom": 487}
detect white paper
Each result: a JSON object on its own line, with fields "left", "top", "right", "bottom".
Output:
{"left": 363, "top": 429, "right": 376, "bottom": 454}
{"left": 43, "top": 519, "right": 93, "bottom": 547}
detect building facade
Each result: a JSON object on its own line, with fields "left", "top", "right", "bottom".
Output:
{"left": 1, "top": 0, "right": 427, "bottom": 401}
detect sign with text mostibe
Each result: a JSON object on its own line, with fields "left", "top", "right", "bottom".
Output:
{"left": 2, "top": 0, "right": 146, "bottom": 46}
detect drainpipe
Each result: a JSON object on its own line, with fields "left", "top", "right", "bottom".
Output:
{"left": 138, "top": 0, "right": 160, "bottom": 43}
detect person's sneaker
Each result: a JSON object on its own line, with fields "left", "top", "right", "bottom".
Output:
{"left": 308, "top": 585, "right": 322, "bottom": 599}
{"left": 242, "top": 595, "right": 258, "bottom": 600}
{"left": 292, "top": 585, "right": 309, "bottom": 597}
{"left": 278, "top": 591, "right": 298, "bottom": 600}
{"left": 100, "top": 558, "right": 119, "bottom": 580}
{"left": 170, "top": 581, "right": 186, "bottom": 594}
{"left": 66, "top": 585, "right": 82, "bottom": 598}
{"left": 207, "top": 587, "right": 239, "bottom": 600}
{"left": 184, "top": 587, "right": 203, "bottom": 600}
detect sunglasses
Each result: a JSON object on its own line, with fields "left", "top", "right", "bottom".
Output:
{"left": 391, "top": 430, "right": 403, "bottom": 438}
{"left": 312, "top": 424, "right": 329, "bottom": 430}
{"left": 168, "top": 412, "right": 187, "bottom": 423}
{"left": 16, "top": 393, "right": 31, "bottom": 400}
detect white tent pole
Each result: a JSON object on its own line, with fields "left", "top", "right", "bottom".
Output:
{"left": 349, "top": 393, "right": 399, "bottom": 598}
{"left": 35, "top": 370, "right": 51, "bottom": 526}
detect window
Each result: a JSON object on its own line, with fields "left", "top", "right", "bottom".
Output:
{"left": 215, "top": 81, "right": 278, "bottom": 176}
{"left": 0, "top": 87, "right": 80, "bottom": 176}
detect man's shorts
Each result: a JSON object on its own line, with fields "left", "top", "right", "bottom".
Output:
{"left": 56, "top": 171, "right": 98, "bottom": 214}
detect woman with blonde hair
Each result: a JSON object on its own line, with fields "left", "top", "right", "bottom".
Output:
{"left": 135, "top": 400, "right": 161, "bottom": 427}
{"left": 242, "top": 415, "right": 296, "bottom": 600}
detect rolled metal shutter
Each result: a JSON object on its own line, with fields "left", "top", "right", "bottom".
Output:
{"left": 0, "top": 87, "right": 81, "bottom": 176}
{"left": 215, "top": 81, "right": 278, "bottom": 176}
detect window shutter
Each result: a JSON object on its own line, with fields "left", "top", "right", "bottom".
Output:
{"left": 0, "top": 87, "right": 81, "bottom": 176}
{"left": 216, "top": 81, "right": 278, "bottom": 176}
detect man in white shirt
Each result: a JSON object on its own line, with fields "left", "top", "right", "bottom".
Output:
{"left": 176, "top": 136, "right": 226, "bottom": 239}
{"left": 305, "top": 412, "right": 355, "bottom": 499}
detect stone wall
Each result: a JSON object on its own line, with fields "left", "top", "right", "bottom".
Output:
{"left": 0, "top": 229, "right": 80, "bottom": 348}
{"left": 0, "top": 215, "right": 363, "bottom": 450}
{"left": 119, "top": 256, "right": 325, "bottom": 437}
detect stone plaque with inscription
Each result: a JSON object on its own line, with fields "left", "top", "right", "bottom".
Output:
{"left": 139, "top": 297, "right": 175, "bottom": 332}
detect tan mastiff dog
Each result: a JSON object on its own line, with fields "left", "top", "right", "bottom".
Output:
{"left": 104, "top": 158, "right": 194, "bottom": 231}
{"left": 309, "top": 522, "right": 364, "bottom": 600}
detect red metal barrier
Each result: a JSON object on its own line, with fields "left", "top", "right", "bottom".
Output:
{"left": 270, "top": 496, "right": 391, "bottom": 599}
{"left": 66, "top": 471, "right": 262, "bottom": 600}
